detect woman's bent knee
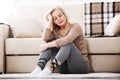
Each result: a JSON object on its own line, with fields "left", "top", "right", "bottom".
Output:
{"left": 60, "top": 43, "right": 74, "bottom": 49}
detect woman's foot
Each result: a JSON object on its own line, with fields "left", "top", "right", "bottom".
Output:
{"left": 30, "top": 67, "right": 42, "bottom": 75}
{"left": 36, "top": 67, "right": 52, "bottom": 77}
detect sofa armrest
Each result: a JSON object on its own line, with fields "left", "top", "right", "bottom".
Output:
{"left": 0, "top": 24, "right": 9, "bottom": 72}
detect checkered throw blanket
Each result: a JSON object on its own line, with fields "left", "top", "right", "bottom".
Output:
{"left": 84, "top": 2, "right": 120, "bottom": 37}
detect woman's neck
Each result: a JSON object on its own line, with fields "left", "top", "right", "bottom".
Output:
{"left": 60, "top": 22, "right": 71, "bottom": 30}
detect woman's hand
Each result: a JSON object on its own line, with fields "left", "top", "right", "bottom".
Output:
{"left": 45, "top": 14, "right": 53, "bottom": 29}
{"left": 39, "top": 41, "right": 57, "bottom": 52}
{"left": 39, "top": 43, "right": 48, "bottom": 52}
{"left": 47, "top": 14, "right": 53, "bottom": 23}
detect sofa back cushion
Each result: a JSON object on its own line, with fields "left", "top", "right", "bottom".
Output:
{"left": 9, "top": 18, "right": 43, "bottom": 38}
{"left": 84, "top": 2, "right": 120, "bottom": 37}
{"left": 11, "top": 4, "right": 85, "bottom": 34}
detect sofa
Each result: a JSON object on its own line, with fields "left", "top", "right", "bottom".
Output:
{"left": 0, "top": 4, "right": 120, "bottom": 73}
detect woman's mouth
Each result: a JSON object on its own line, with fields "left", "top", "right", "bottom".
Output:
{"left": 59, "top": 21, "right": 63, "bottom": 24}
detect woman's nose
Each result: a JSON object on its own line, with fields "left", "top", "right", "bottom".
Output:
{"left": 57, "top": 18, "right": 61, "bottom": 21}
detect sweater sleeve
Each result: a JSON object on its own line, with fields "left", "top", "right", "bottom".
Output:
{"left": 42, "top": 28, "right": 55, "bottom": 42}
{"left": 54, "top": 24, "right": 82, "bottom": 47}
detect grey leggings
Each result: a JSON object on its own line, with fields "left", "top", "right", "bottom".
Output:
{"left": 37, "top": 43, "right": 90, "bottom": 74}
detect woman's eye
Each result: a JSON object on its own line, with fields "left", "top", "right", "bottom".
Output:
{"left": 58, "top": 14, "right": 62, "bottom": 17}
{"left": 54, "top": 17, "right": 57, "bottom": 20}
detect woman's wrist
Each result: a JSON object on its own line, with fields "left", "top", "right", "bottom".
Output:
{"left": 45, "top": 21, "right": 52, "bottom": 29}
{"left": 45, "top": 27, "right": 50, "bottom": 29}
{"left": 46, "top": 41, "right": 57, "bottom": 48}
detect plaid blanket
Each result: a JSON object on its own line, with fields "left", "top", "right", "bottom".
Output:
{"left": 84, "top": 2, "right": 120, "bottom": 37}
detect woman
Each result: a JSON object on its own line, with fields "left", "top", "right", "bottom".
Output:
{"left": 30, "top": 7, "right": 90, "bottom": 76}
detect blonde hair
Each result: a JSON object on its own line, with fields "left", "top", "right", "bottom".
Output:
{"left": 45, "top": 6, "right": 69, "bottom": 31}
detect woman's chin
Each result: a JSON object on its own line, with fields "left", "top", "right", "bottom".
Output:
{"left": 58, "top": 23, "right": 65, "bottom": 27}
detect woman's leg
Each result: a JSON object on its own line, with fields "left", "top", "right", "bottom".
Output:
{"left": 49, "top": 43, "right": 90, "bottom": 74}
{"left": 37, "top": 48, "right": 54, "bottom": 70}
{"left": 30, "top": 48, "right": 53, "bottom": 75}
{"left": 55, "top": 61, "right": 70, "bottom": 74}
{"left": 35, "top": 48, "right": 59, "bottom": 76}
{"left": 66, "top": 43, "right": 89, "bottom": 73}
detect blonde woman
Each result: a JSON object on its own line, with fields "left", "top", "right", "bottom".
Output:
{"left": 31, "top": 7, "right": 90, "bottom": 76}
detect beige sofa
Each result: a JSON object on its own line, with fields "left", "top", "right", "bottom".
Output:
{"left": 0, "top": 4, "right": 120, "bottom": 73}
{"left": 0, "top": 24, "right": 9, "bottom": 73}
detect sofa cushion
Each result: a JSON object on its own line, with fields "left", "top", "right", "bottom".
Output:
{"left": 9, "top": 18, "right": 43, "bottom": 38}
{"left": 5, "top": 38, "right": 45, "bottom": 55}
{"left": 86, "top": 37, "right": 120, "bottom": 54}
{"left": 84, "top": 2, "right": 120, "bottom": 37}
{"left": 105, "top": 14, "right": 120, "bottom": 36}
{"left": 6, "top": 56, "right": 38, "bottom": 73}
{"left": 89, "top": 55, "right": 120, "bottom": 72}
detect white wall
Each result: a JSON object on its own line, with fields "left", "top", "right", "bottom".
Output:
{"left": 0, "top": 0, "right": 15, "bottom": 23}
{"left": 13, "top": 0, "right": 120, "bottom": 5}
{"left": 0, "top": 0, "right": 120, "bottom": 23}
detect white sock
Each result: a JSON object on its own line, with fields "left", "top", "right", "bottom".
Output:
{"left": 37, "top": 67, "right": 52, "bottom": 77}
{"left": 30, "top": 67, "right": 42, "bottom": 75}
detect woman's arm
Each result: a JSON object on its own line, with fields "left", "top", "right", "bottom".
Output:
{"left": 54, "top": 24, "right": 83, "bottom": 47}
{"left": 42, "top": 28, "right": 55, "bottom": 42}
{"left": 39, "top": 41, "right": 57, "bottom": 52}
{"left": 40, "top": 24, "right": 83, "bottom": 52}
{"left": 42, "top": 14, "right": 55, "bottom": 42}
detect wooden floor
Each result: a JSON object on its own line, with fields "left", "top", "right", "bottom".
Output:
{"left": 0, "top": 73, "right": 120, "bottom": 80}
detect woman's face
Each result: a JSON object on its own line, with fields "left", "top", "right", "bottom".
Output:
{"left": 52, "top": 9, "right": 67, "bottom": 27}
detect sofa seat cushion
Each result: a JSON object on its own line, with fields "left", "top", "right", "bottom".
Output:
{"left": 5, "top": 38, "right": 45, "bottom": 55}
{"left": 6, "top": 56, "right": 38, "bottom": 73}
{"left": 86, "top": 37, "right": 120, "bottom": 54}
{"left": 89, "top": 55, "right": 120, "bottom": 72}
